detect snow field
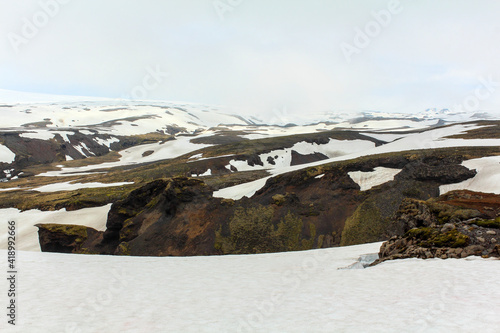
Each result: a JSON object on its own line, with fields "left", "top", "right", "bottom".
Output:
{"left": 0, "top": 98, "right": 249, "bottom": 136}
{"left": 0, "top": 204, "right": 111, "bottom": 252}
{"left": 37, "top": 136, "right": 212, "bottom": 177}
{"left": 226, "top": 139, "right": 375, "bottom": 172}
{"left": 0, "top": 242, "right": 498, "bottom": 332}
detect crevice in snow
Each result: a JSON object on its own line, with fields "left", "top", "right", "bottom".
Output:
{"left": 339, "top": 253, "right": 379, "bottom": 269}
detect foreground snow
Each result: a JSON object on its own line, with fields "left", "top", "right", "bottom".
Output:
{"left": 0, "top": 243, "right": 499, "bottom": 332}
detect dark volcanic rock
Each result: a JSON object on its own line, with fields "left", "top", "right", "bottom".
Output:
{"left": 290, "top": 150, "right": 329, "bottom": 166}
{"left": 267, "top": 156, "right": 276, "bottom": 165}
{"left": 398, "top": 161, "right": 476, "bottom": 183}
{"left": 36, "top": 223, "right": 102, "bottom": 253}
{"left": 97, "top": 177, "right": 222, "bottom": 256}
{"left": 1, "top": 133, "right": 66, "bottom": 168}
{"left": 246, "top": 154, "right": 264, "bottom": 167}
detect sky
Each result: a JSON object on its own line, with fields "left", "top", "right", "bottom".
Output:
{"left": 1, "top": 0, "right": 500, "bottom": 118}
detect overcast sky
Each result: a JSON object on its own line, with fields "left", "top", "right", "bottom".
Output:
{"left": 1, "top": 0, "right": 499, "bottom": 117}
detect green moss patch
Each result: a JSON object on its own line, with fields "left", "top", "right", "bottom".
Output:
{"left": 405, "top": 227, "right": 469, "bottom": 248}
{"left": 215, "top": 206, "right": 313, "bottom": 254}
{"left": 340, "top": 198, "right": 384, "bottom": 246}
{"left": 475, "top": 217, "right": 500, "bottom": 229}
{"left": 37, "top": 223, "right": 88, "bottom": 238}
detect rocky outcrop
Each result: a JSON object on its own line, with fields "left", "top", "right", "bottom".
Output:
{"left": 36, "top": 223, "right": 102, "bottom": 253}
{"left": 1, "top": 133, "right": 66, "bottom": 170}
{"left": 372, "top": 192, "right": 500, "bottom": 265}
{"left": 290, "top": 150, "right": 328, "bottom": 166}
{"left": 373, "top": 222, "right": 500, "bottom": 264}
{"left": 96, "top": 177, "right": 222, "bottom": 256}
{"left": 339, "top": 155, "right": 478, "bottom": 246}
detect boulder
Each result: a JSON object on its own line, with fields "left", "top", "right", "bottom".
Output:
{"left": 36, "top": 223, "right": 102, "bottom": 253}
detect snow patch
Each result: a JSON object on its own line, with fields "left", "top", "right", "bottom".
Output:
{"left": 0, "top": 187, "right": 21, "bottom": 191}
{"left": 0, "top": 204, "right": 111, "bottom": 251}
{"left": 94, "top": 136, "right": 119, "bottom": 148}
{"left": 0, "top": 144, "right": 15, "bottom": 163}
{"left": 348, "top": 167, "right": 402, "bottom": 191}
{"left": 188, "top": 153, "right": 203, "bottom": 160}
{"left": 19, "top": 131, "right": 56, "bottom": 140}
{"left": 213, "top": 177, "right": 270, "bottom": 200}
{"left": 192, "top": 169, "right": 212, "bottom": 177}
{"left": 32, "top": 181, "right": 133, "bottom": 192}
{"left": 56, "top": 131, "right": 75, "bottom": 143}
{"left": 440, "top": 156, "right": 500, "bottom": 195}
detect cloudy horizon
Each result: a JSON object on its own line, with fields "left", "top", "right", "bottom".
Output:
{"left": 1, "top": 0, "right": 499, "bottom": 117}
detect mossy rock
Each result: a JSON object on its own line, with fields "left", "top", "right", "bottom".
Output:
{"left": 427, "top": 201, "right": 480, "bottom": 225}
{"left": 405, "top": 227, "right": 469, "bottom": 248}
{"left": 272, "top": 194, "right": 286, "bottom": 206}
{"left": 475, "top": 218, "right": 500, "bottom": 229}
{"left": 115, "top": 242, "right": 131, "bottom": 255}
{"left": 37, "top": 223, "right": 88, "bottom": 239}
{"left": 221, "top": 198, "right": 235, "bottom": 206}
